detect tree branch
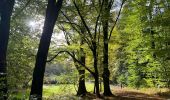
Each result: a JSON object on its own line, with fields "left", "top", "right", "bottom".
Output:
{"left": 94, "top": 0, "right": 104, "bottom": 40}
{"left": 108, "top": 0, "right": 125, "bottom": 41}
{"left": 58, "top": 24, "right": 72, "bottom": 45}
{"left": 58, "top": 20, "right": 81, "bottom": 27}
{"left": 61, "top": 10, "right": 81, "bottom": 34}
{"left": 61, "top": 10, "right": 93, "bottom": 51}
{"left": 73, "top": 0, "right": 93, "bottom": 40}
{"left": 13, "top": 0, "right": 32, "bottom": 19}
{"left": 46, "top": 50, "right": 95, "bottom": 75}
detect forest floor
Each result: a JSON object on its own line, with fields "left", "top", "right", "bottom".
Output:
{"left": 42, "top": 85, "right": 170, "bottom": 100}
{"left": 10, "top": 84, "right": 170, "bottom": 100}
{"left": 89, "top": 86, "right": 170, "bottom": 100}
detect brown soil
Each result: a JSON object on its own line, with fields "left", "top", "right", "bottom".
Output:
{"left": 80, "top": 87, "right": 170, "bottom": 100}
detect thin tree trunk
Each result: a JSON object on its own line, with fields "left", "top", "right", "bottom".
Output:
{"left": 93, "top": 42, "right": 100, "bottom": 97}
{"left": 93, "top": 84, "right": 96, "bottom": 94}
{"left": 102, "top": 0, "right": 113, "bottom": 96}
{"left": 94, "top": 74, "right": 100, "bottom": 97}
{"left": 30, "top": 0, "right": 63, "bottom": 99}
{"left": 0, "top": 0, "right": 15, "bottom": 99}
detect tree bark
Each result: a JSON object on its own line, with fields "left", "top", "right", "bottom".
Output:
{"left": 93, "top": 42, "right": 100, "bottom": 97}
{"left": 77, "top": 46, "right": 87, "bottom": 96}
{"left": 77, "top": 70, "right": 87, "bottom": 96}
{"left": 30, "top": 0, "right": 63, "bottom": 99}
{"left": 0, "top": 0, "right": 15, "bottom": 99}
{"left": 102, "top": 0, "right": 113, "bottom": 96}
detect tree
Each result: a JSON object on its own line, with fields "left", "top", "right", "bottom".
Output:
{"left": 58, "top": 24, "right": 87, "bottom": 96}
{"left": 101, "top": 0, "right": 113, "bottom": 95}
{"left": 116, "top": 0, "right": 170, "bottom": 88}
{"left": 101, "top": 0, "right": 125, "bottom": 96}
{"left": 72, "top": 0, "right": 102, "bottom": 96}
{"left": 30, "top": 0, "right": 63, "bottom": 99}
{"left": 0, "top": 0, "right": 15, "bottom": 99}
{"left": 117, "top": 0, "right": 152, "bottom": 88}
{"left": 58, "top": 0, "right": 125, "bottom": 96}
{"left": 55, "top": 0, "right": 101, "bottom": 96}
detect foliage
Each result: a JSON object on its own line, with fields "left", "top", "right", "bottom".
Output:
{"left": 2, "top": 0, "right": 170, "bottom": 99}
{"left": 115, "top": 0, "right": 170, "bottom": 88}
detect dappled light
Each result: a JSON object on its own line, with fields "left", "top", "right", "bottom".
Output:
{"left": 28, "top": 21, "right": 36, "bottom": 28}
{"left": 0, "top": 0, "right": 170, "bottom": 100}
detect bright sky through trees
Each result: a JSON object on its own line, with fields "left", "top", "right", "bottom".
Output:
{"left": 2, "top": 0, "right": 170, "bottom": 99}
{"left": 28, "top": 21, "right": 36, "bottom": 28}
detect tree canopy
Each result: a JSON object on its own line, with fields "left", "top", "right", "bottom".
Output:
{"left": 0, "top": 0, "right": 170, "bottom": 99}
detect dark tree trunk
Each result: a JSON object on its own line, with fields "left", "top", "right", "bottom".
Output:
{"left": 94, "top": 73, "right": 100, "bottom": 97}
{"left": 74, "top": 59, "right": 87, "bottom": 96}
{"left": 0, "top": 0, "right": 14, "bottom": 99}
{"left": 77, "top": 70, "right": 87, "bottom": 96}
{"left": 102, "top": 26, "right": 112, "bottom": 96}
{"left": 102, "top": 0, "right": 113, "bottom": 96}
{"left": 30, "top": 0, "right": 63, "bottom": 99}
{"left": 77, "top": 46, "right": 87, "bottom": 96}
{"left": 77, "top": 26, "right": 87, "bottom": 96}
{"left": 93, "top": 42, "right": 100, "bottom": 97}
{"left": 102, "top": 40, "right": 113, "bottom": 94}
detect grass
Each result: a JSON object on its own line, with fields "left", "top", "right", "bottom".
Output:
{"left": 8, "top": 89, "right": 29, "bottom": 100}
{"left": 43, "top": 84, "right": 170, "bottom": 99}
{"left": 9, "top": 83, "right": 94, "bottom": 99}
{"left": 43, "top": 83, "right": 94, "bottom": 99}
{"left": 43, "top": 84, "right": 76, "bottom": 97}
{"left": 9, "top": 83, "right": 170, "bottom": 100}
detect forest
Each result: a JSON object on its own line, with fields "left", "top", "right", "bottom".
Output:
{"left": 0, "top": 0, "right": 170, "bottom": 100}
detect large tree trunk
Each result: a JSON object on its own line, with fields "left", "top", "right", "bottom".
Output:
{"left": 77, "top": 26, "right": 87, "bottom": 96}
{"left": 102, "top": 0, "right": 113, "bottom": 96}
{"left": 77, "top": 46, "right": 87, "bottom": 96}
{"left": 77, "top": 70, "right": 87, "bottom": 96}
{"left": 0, "top": 0, "right": 15, "bottom": 99}
{"left": 30, "top": 0, "right": 63, "bottom": 99}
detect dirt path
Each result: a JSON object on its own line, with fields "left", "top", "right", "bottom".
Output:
{"left": 86, "top": 86, "right": 170, "bottom": 100}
